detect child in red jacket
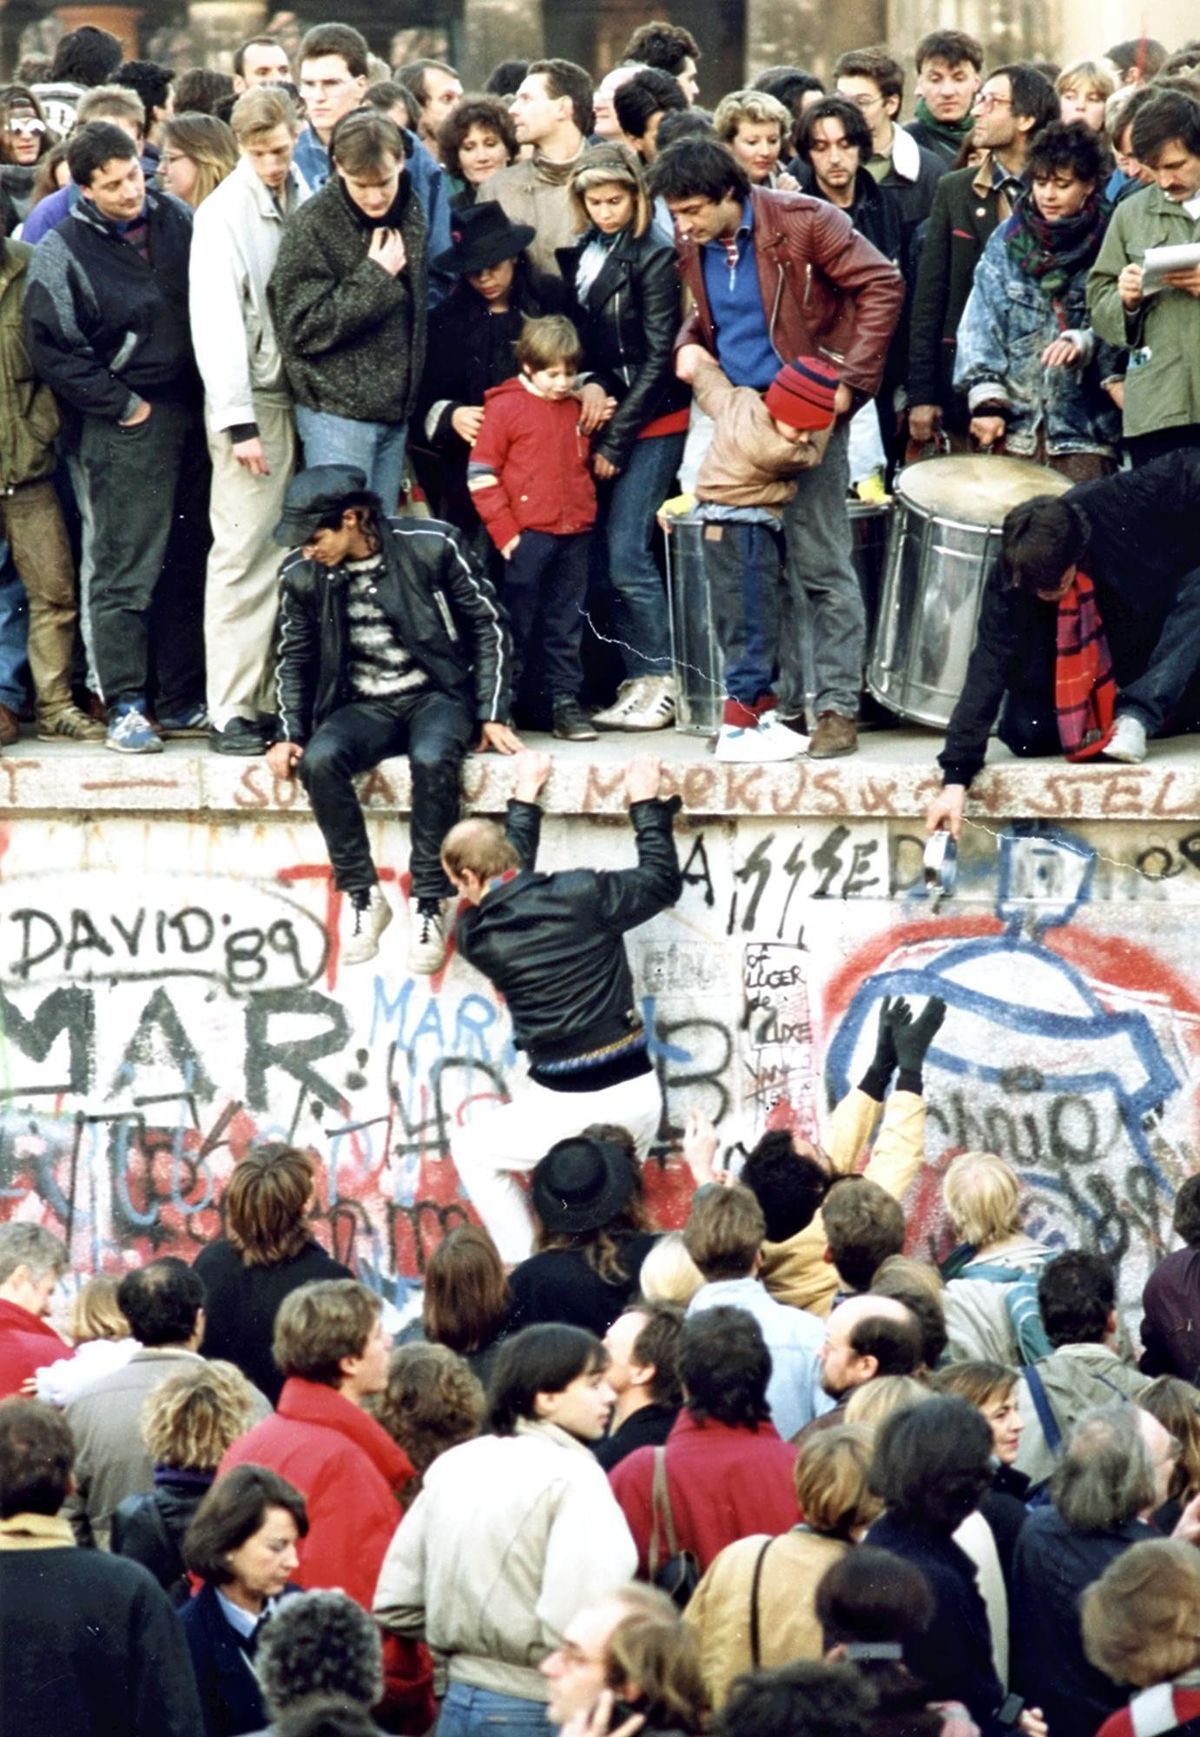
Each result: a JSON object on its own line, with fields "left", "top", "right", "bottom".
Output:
{"left": 468, "top": 315, "right": 598, "bottom": 741}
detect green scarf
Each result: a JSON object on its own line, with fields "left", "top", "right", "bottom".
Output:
{"left": 913, "top": 98, "right": 976, "bottom": 154}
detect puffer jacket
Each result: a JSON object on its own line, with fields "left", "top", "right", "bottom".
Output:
{"left": 955, "top": 217, "right": 1123, "bottom": 457}
{"left": 555, "top": 227, "right": 689, "bottom": 469}
{"left": 675, "top": 185, "right": 904, "bottom": 401}
{"left": 275, "top": 514, "right": 511, "bottom": 743}
{"left": 269, "top": 171, "right": 427, "bottom": 424}
{"left": 1088, "top": 181, "right": 1200, "bottom": 439}
{"left": 468, "top": 374, "right": 596, "bottom": 549}
{"left": 455, "top": 794, "right": 681, "bottom": 1067}
{"left": 0, "top": 239, "right": 59, "bottom": 490}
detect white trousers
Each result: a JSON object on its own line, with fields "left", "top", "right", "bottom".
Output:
{"left": 450, "top": 1068, "right": 663, "bottom": 1264}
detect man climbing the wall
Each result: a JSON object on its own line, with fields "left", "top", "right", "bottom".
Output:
{"left": 439, "top": 752, "right": 682, "bottom": 1263}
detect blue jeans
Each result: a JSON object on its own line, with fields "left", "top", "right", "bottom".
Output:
{"left": 436, "top": 1683, "right": 551, "bottom": 1737}
{"left": 778, "top": 421, "right": 865, "bottom": 718}
{"left": 295, "top": 407, "right": 408, "bottom": 514}
{"left": 593, "top": 431, "right": 683, "bottom": 677}
{"left": 0, "top": 539, "right": 29, "bottom": 711}
{"left": 702, "top": 517, "right": 783, "bottom": 706}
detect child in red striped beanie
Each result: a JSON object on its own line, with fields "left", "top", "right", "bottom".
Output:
{"left": 676, "top": 345, "right": 840, "bottom": 762}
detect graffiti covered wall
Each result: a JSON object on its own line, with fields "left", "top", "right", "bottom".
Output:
{"left": 3, "top": 750, "right": 1200, "bottom": 1323}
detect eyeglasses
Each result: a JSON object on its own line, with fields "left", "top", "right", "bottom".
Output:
{"left": 973, "top": 93, "right": 1012, "bottom": 110}
{"left": 841, "top": 93, "right": 883, "bottom": 110}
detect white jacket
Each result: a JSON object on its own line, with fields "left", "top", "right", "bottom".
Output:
{"left": 373, "top": 1420, "right": 637, "bottom": 1701}
{"left": 188, "top": 154, "right": 309, "bottom": 430}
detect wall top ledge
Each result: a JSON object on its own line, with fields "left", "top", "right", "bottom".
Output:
{"left": 0, "top": 732, "right": 1197, "bottom": 822}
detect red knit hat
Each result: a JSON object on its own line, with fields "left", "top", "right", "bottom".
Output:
{"left": 764, "top": 355, "right": 840, "bottom": 431}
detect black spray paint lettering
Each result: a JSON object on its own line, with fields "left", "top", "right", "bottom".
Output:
{"left": 5, "top": 903, "right": 325, "bottom": 993}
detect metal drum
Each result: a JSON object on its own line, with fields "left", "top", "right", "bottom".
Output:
{"left": 867, "top": 455, "right": 1072, "bottom": 728}
{"left": 664, "top": 513, "right": 724, "bottom": 735}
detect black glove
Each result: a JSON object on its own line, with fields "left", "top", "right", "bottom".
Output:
{"left": 893, "top": 996, "right": 947, "bottom": 1093}
{"left": 859, "top": 996, "right": 912, "bottom": 1100}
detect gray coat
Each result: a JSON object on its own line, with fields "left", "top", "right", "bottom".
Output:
{"left": 268, "top": 171, "right": 427, "bottom": 425}
{"left": 65, "top": 1348, "right": 271, "bottom": 1548}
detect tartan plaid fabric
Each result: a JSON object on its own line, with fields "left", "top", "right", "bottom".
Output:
{"left": 1055, "top": 570, "right": 1116, "bottom": 760}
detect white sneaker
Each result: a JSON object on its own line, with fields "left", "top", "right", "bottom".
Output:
{"left": 342, "top": 885, "right": 392, "bottom": 966}
{"left": 1104, "top": 713, "right": 1147, "bottom": 764}
{"left": 715, "top": 710, "right": 808, "bottom": 762}
{"left": 591, "top": 678, "right": 644, "bottom": 730}
{"left": 620, "top": 673, "right": 677, "bottom": 731}
{"left": 409, "top": 898, "right": 447, "bottom": 975}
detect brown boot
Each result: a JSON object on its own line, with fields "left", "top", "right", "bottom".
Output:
{"left": 0, "top": 703, "right": 19, "bottom": 746}
{"left": 808, "top": 711, "right": 858, "bottom": 759}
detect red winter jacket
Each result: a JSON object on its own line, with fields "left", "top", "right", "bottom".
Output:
{"left": 609, "top": 1410, "right": 800, "bottom": 1575}
{"left": 0, "top": 1299, "right": 67, "bottom": 1398}
{"left": 219, "top": 1377, "right": 413, "bottom": 1607}
{"left": 468, "top": 374, "right": 596, "bottom": 550}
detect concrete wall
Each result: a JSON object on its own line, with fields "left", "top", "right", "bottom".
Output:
{"left": 2, "top": 748, "right": 1198, "bottom": 1324}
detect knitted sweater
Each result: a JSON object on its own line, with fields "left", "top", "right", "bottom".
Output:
{"left": 268, "top": 172, "right": 427, "bottom": 424}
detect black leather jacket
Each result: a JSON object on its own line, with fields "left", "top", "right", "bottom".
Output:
{"left": 556, "top": 227, "right": 689, "bottom": 470}
{"left": 275, "top": 515, "right": 512, "bottom": 743}
{"left": 457, "top": 794, "right": 682, "bottom": 1066}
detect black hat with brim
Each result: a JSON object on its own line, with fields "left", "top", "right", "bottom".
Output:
{"left": 273, "top": 463, "right": 373, "bottom": 547}
{"left": 531, "top": 1135, "right": 637, "bottom": 1237}
{"left": 432, "top": 199, "right": 538, "bottom": 277}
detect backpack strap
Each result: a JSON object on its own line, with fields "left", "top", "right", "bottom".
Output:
{"left": 1024, "top": 1363, "right": 1062, "bottom": 1457}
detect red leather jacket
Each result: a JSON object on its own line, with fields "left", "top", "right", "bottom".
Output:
{"left": 676, "top": 187, "right": 904, "bottom": 401}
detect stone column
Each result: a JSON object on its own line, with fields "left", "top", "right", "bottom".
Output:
{"left": 459, "top": 0, "right": 543, "bottom": 87}
{"left": 186, "top": 0, "right": 268, "bottom": 74}
{"left": 746, "top": 0, "right": 885, "bottom": 82}
{"left": 54, "top": 2, "right": 141, "bottom": 56}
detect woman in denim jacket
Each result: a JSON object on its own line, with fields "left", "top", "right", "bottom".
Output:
{"left": 955, "top": 121, "right": 1123, "bottom": 481}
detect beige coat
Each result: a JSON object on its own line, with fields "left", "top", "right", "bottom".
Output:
{"left": 692, "top": 356, "right": 828, "bottom": 510}
{"left": 760, "top": 1087, "right": 926, "bottom": 1317}
{"left": 684, "top": 1527, "right": 848, "bottom": 1709}
{"left": 475, "top": 148, "right": 588, "bottom": 278}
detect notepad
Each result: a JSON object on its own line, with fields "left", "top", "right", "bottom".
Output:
{"left": 1141, "top": 242, "right": 1200, "bottom": 295}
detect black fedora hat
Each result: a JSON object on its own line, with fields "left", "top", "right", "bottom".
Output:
{"left": 432, "top": 200, "right": 537, "bottom": 276}
{"left": 532, "top": 1136, "right": 637, "bottom": 1236}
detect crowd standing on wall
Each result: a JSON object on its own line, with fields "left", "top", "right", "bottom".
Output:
{"left": 0, "top": 18, "right": 1198, "bottom": 970}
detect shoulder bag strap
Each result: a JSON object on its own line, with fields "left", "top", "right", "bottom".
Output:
{"left": 1024, "top": 1363, "right": 1062, "bottom": 1456}
{"left": 749, "top": 1538, "right": 775, "bottom": 1670}
{"left": 649, "top": 1447, "right": 673, "bottom": 1578}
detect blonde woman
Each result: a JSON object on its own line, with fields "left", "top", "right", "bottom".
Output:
{"left": 159, "top": 112, "right": 238, "bottom": 208}
{"left": 1056, "top": 59, "right": 1116, "bottom": 132}
{"left": 110, "top": 1358, "right": 257, "bottom": 1602}
{"left": 941, "top": 1150, "right": 1053, "bottom": 1365}
{"left": 713, "top": 88, "right": 800, "bottom": 188}
{"left": 638, "top": 1231, "right": 705, "bottom": 1308}
{"left": 35, "top": 1273, "right": 139, "bottom": 1405}
{"left": 684, "top": 1424, "right": 881, "bottom": 1708}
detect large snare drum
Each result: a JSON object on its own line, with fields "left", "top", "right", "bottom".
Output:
{"left": 867, "top": 455, "right": 1072, "bottom": 728}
